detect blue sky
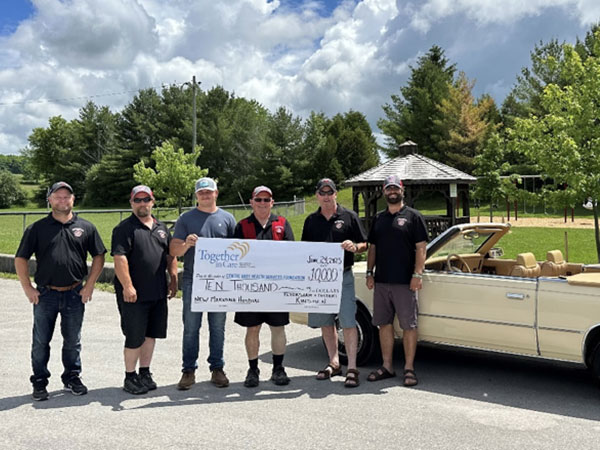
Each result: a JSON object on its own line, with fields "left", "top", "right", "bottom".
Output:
{"left": 0, "top": 0, "right": 598, "bottom": 154}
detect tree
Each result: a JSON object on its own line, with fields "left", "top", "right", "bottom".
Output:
{"left": 0, "top": 170, "right": 27, "bottom": 208}
{"left": 133, "top": 142, "right": 207, "bottom": 214}
{"left": 378, "top": 45, "right": 455, "bottom": 159}
{"left": 434, "top": 73, "right": 498, "bottom": 174}
{"left": 510, "top": 34, "right": 600, "bottom": 261}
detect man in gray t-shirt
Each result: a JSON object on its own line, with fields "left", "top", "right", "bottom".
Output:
{"left": 170, "top": 177, "right": 236, "bottom": 390}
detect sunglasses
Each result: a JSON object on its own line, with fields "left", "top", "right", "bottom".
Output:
{"left": 132, "top": 197, "right": 153, "bottom": 203}
{"left": 252, "top": 198, "right": 272, "bottom": 203}
{"left": 317, "top": 190, "right": 335, "bottom": 196}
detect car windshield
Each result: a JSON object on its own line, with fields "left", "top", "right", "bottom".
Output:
{"left": 429, "top": 230, "right": 496, "bottom": 259}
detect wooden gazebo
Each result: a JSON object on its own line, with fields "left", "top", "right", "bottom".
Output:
{"left": 345, "top": 143, "right": 477, "bottom": 238}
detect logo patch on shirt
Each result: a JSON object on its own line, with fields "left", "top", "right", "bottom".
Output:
{"left": 334, "top": 220, "right": 344, "bottom": 229}
{"left": 157, "top": 230, "right": 167, "bottom": 239}
{"left": 72, "top": 227, "right": 84, "bottom": 238}
{"left": 396, "top": 218, "right": 407, "bottom": 227}
{"left": 274, "top": 225, "right": 284, "bottom": 235}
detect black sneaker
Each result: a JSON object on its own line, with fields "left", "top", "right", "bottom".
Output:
{"left": 139, "top": 371, "right": 157, "bottom": 391}
{"left": 271, "top": 366, "right": 290, "bottom": 386}
{"left": 244, "top": 368, "right": 260, "bottom": 388}
{"left": 63, "top": 376, "right": 88, "bottom": 396}
{"left": 123, "top": 374, "right": 149, "bottom": 395}
{"left": 32, "top": 380, "right": 49, "bottom": 401}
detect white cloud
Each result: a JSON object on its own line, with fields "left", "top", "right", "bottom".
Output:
{"left": 0, "top": 0, "right": 596, "bottom": 155}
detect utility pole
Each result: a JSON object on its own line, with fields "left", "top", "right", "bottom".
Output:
{"left": 191, "top": 75, "right": 198, "bottom": 152}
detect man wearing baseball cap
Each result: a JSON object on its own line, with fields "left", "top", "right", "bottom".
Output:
{"left": 365, "top": 175, "right": 428, "bottom": 387}
{"left": 233, "top": 185, "right": 295, "bottom": 388}
{"left": 170, "top": 177, "right": 236, "bottom": 390}
{"left": 301, "top": 178, "right": 368, "bottom": 388}
{"left": 111, "top": 185, "right": 178, "bottom": 394}
{"left": 15, "top": 181, "right": 106, "bottom": 401}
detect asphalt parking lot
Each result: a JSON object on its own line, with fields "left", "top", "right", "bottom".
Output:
{"left": 1, "top": 278, "right": 600, "bottom": 450}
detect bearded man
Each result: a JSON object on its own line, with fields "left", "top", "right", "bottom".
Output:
{"left": 365, "top": 175, "right": 428, "bottom": 387}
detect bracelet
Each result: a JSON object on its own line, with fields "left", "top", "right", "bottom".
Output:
{"left": 412, "top": 273, "right": 423, "bottom": 279}
{"left": 366, "top": 270, "right": 374, "bottom": 276}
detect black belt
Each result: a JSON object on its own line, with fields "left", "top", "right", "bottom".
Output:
{"left": 47, "top": 281, "right": 82, "bottom": 292}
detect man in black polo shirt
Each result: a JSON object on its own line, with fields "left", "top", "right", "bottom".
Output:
{"left": 111, "top": 185, "right": 178, "bottom": 395}
{"left": 301, "top": 178, "right": 368, "bottom": 388}
{"left": 233, "top": 185, "right": 295, "bottom": 388}
{"left": 15, "top": 181, "right": 106, "bottom": 401}
{"left": 366, "top": 175, "right": 428, "bottom": 387}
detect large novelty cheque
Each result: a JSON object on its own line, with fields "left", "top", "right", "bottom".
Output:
{"left": 191, "top": 239, "right": 344, "bottom": 312}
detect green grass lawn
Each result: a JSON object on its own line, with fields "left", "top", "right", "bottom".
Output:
{"left": 2, "top": 186, "right": 599, "bottom": 265}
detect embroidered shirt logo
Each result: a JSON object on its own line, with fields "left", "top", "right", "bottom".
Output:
{"left": 157, "top": 230, "right": 167, "bottom": 239}
{"left": 396, "top": 218, "right": 407, "bottom": 227}
{"left": 72, "top": 227, "right": 84, "bottom": 238}
{"left": 334, "top": 220, "right": 344, "bottom": 229}
{"left": 274, "top": 225, "right": 284, "bottom": 235}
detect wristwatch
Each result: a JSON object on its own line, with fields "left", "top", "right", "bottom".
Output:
{"left": 366, "top": 270, "right": 374, "bottom": 277}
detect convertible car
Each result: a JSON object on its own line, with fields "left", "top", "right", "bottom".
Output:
{"left": 292, "top": 223, "right": 600, "bottom": 382}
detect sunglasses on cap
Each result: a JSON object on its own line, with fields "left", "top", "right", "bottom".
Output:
{"left": 132, "top": 197, "right": 153, "bottom": 203}
{"left": 252, "top": 197, "right": 272, "bottom": 203}
{"left": 317, "top": 190, "right": 335, "bottom": 196}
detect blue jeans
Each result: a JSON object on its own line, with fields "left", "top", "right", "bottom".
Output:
{"left": 30, "top": 285, "right": 85, "bottom": 385}
{"left": 182, "top": 278, "right": 226, "bottom": 372}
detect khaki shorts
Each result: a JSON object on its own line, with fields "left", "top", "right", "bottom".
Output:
{"left": 372, "top": 283, "right": 418, "bottom": 330}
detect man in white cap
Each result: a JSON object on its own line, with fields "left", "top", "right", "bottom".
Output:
{"left": 170, "top": 177, "right": 236, "bottom": 390}
{"left": 233, "top": 185, "right": 295, "bottom": 388}
{"left": 111, "top": 185, "right": 178, "bottom": 395}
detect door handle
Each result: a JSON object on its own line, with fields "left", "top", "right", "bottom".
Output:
{"left": 506, "top": 292, "right": 525, "bottom": 300}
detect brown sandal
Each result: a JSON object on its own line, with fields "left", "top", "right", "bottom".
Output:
{"left": 367, "top": 367, "right": 396, "bottom": 382}
{"left": 316, "top": 364, "right": 342, "bottom": 380}
{"left": 403, "top": 369, "right": 418, "bottom": 387}
{"left": 344, "top": 369, "right": 360, "bottom": 388}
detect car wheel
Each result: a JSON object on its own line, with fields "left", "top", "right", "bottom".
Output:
{"left": 590, "top": 342, "right": 600, "bottom": 384}
{"left": 325, "top": 302, "right": 380, "bottom": 367}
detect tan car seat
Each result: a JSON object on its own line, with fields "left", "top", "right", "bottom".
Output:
{"left": 510, "top": 252, "right": 541, "bottom": 278}
{"left": 540, "top": 250, "right": 568, "bottom": 276}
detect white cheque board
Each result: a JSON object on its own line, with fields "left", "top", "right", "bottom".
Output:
{"left": 191, "top": 239, "right": 344, "bottom": 312}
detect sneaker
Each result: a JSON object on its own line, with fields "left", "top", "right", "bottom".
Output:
{"left": 123, "top": 374, "right": 149, "bottom": 395}
{"left": 63, "top": 376, "right": 88, "bottom": 396}
{"left": 244, "top": 368, "right": 260, "bottom": 388}
{"left": 210, "top": 368, "right": 229, "bottom": 388}
{"left": 177, "top": 371, "right": 195, "bottom": 391}
{"left": 271, "top": 366, "right": 290, "bottom": 386}
{"left": 32, "top": 379, "right": 49, "bottom": 401}
{"left": 139, "top": 371, "right": 157, "bottom": 391}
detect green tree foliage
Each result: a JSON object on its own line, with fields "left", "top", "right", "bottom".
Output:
{"left": 0, "top": 170, "right": 27, "bottom": 208}
{"left": 378, "top": 45, "right": 455, "bottom": 159}
{"left": 133, "top": 142, "right": 207, "bottom": 214}
{"left": 434, "top": 73, "right": 498, "bottom": 174}
{"left": 510, "top": 33, "right": 600, "bottom": 261}
{"left": 0, "top": 155, "right": 27, "bottom": 174}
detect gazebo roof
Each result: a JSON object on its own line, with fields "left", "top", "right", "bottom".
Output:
{"left": 345, "top": 153, "right": 477, "bottom": 186}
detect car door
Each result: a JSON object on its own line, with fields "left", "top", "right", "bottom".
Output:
{"left": 418, "top": 271, "right": 538, "bottom": 355}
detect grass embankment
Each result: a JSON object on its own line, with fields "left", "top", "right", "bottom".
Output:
{"left": 1, "top": 186, "right": 598, "bottom": 264}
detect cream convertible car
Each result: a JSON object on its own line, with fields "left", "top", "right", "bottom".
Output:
{"left": 292, "top": 223, "right": 600, "bottom": 381}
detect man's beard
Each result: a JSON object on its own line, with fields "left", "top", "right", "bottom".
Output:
{"left": 136, "top": 208, "right": 151, "bottom": 217}
{"left": 385, "top": 193, "right": 403, "bottom": 204}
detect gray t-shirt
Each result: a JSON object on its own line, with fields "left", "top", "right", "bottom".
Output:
{"left": 173, "top": 207, "right": 236, "bottom": 280}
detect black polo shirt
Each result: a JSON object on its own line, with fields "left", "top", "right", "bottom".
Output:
{"left": 16, "top": 213, "right": 107, "bottom": 287}
{"left": 301, "top": 204, "right": 367, "bottom": 268}
{"left": 111, "top": 214, "right": 171, "bottom": 302}
{"left": 368, "top": 206, "right": 428, "bottom": 284}
{"left": 234, "top": 213, "right": 295, "bottom": 241}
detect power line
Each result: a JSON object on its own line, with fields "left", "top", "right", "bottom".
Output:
{"left": 0, "top": 83, "right": 186, "bottom": 107}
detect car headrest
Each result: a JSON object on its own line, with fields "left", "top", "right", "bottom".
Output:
{"left": 546, "top": 250, "right": 564, "bottom": 263}
{"left": 516, "top": 252, "right": 537, "bottom": 268}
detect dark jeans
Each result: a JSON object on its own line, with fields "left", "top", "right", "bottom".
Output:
{"left": 30, "top": 285, "right": 85, "bottom": 386}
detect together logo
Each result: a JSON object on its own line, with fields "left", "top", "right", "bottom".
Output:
{"left": 227, "top": 241, "right": 250, "bottom": 259}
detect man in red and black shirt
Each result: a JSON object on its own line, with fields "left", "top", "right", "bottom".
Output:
{"left": 233, "top": 185, "right": 295, "bottom": 388}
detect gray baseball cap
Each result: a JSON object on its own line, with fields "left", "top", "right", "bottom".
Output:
{"left": 195, "top": 177, "right": 217, "bottom": 192}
